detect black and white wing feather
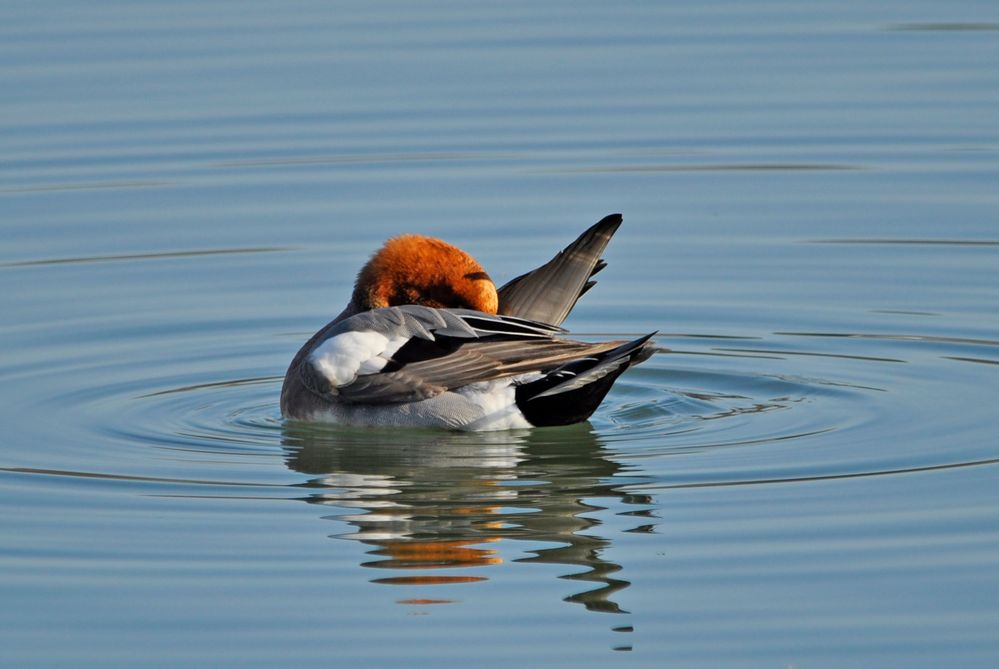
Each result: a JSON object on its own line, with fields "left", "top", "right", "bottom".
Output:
{"left": 297, "top": 305, "right": 617, "bottom": 405}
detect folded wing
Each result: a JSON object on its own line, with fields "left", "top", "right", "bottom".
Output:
{"left": 298, "top": 305, "right": 628, "bottom": 405}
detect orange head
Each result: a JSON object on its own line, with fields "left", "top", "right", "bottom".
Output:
{"left": 351, "top": 234, "right": 499, "bottom": 314}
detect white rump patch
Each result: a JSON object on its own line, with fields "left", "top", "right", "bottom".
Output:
{"left": 457, "top": 378, "right": 534, "bottom": 431}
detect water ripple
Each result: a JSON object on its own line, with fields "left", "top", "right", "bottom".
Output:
{"left": 0, "top": 246, "right": 291, "bottom": 268}
{"left": 5, "top": 321, "right": 993, "bottom": 491}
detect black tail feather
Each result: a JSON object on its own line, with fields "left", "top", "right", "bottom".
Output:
{"left": 515, "top": 333, "right": 656, "bottom": 427}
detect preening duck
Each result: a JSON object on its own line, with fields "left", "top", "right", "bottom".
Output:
{"left": 280, "top": 214, "right": 656, "bottom": 430}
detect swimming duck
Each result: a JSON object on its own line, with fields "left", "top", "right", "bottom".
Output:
{"left": 280, "top": 214, "right": 656, "bottom": 430}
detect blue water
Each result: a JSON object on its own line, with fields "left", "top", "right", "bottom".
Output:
{"left": 2, "top": 2, "right": 999, "bottom": 667}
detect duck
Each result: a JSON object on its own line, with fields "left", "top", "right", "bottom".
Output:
{"left": 280, "top": 213, "right": 656, "bottom": 430}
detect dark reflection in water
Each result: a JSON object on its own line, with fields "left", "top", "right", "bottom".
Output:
{"left": 282, "top": 423, "right": 653, "bottom": 614}
{"left": 885, "top": 22, "right": 999, "bottom": 31}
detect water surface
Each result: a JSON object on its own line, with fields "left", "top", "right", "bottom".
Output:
{"left": 2, "top": 2, "right": 998, "bottom": 667}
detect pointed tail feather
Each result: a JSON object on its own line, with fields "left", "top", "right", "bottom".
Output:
{"left": 497, "top": 213, "right": 622, "bottom": 326}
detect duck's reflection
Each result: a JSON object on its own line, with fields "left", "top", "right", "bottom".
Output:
{"left": 281, "top": 423, "right": 652, "bottom": 614}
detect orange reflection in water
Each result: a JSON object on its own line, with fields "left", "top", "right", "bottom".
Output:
{"left": 368, "top": 537, "right": 503, "bottom": 571}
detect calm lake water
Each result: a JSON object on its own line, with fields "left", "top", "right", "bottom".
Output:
{"left": 2, "top": 2, "right": 998, "bottom": 667}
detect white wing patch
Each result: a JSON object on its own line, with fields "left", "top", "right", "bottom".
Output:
{"left": 308, "top": 330, "right": 410, "bottom": 388}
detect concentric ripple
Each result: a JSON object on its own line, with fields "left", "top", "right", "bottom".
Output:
{"left": 7, "top": 300, "right": 995, "bottom": 496}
